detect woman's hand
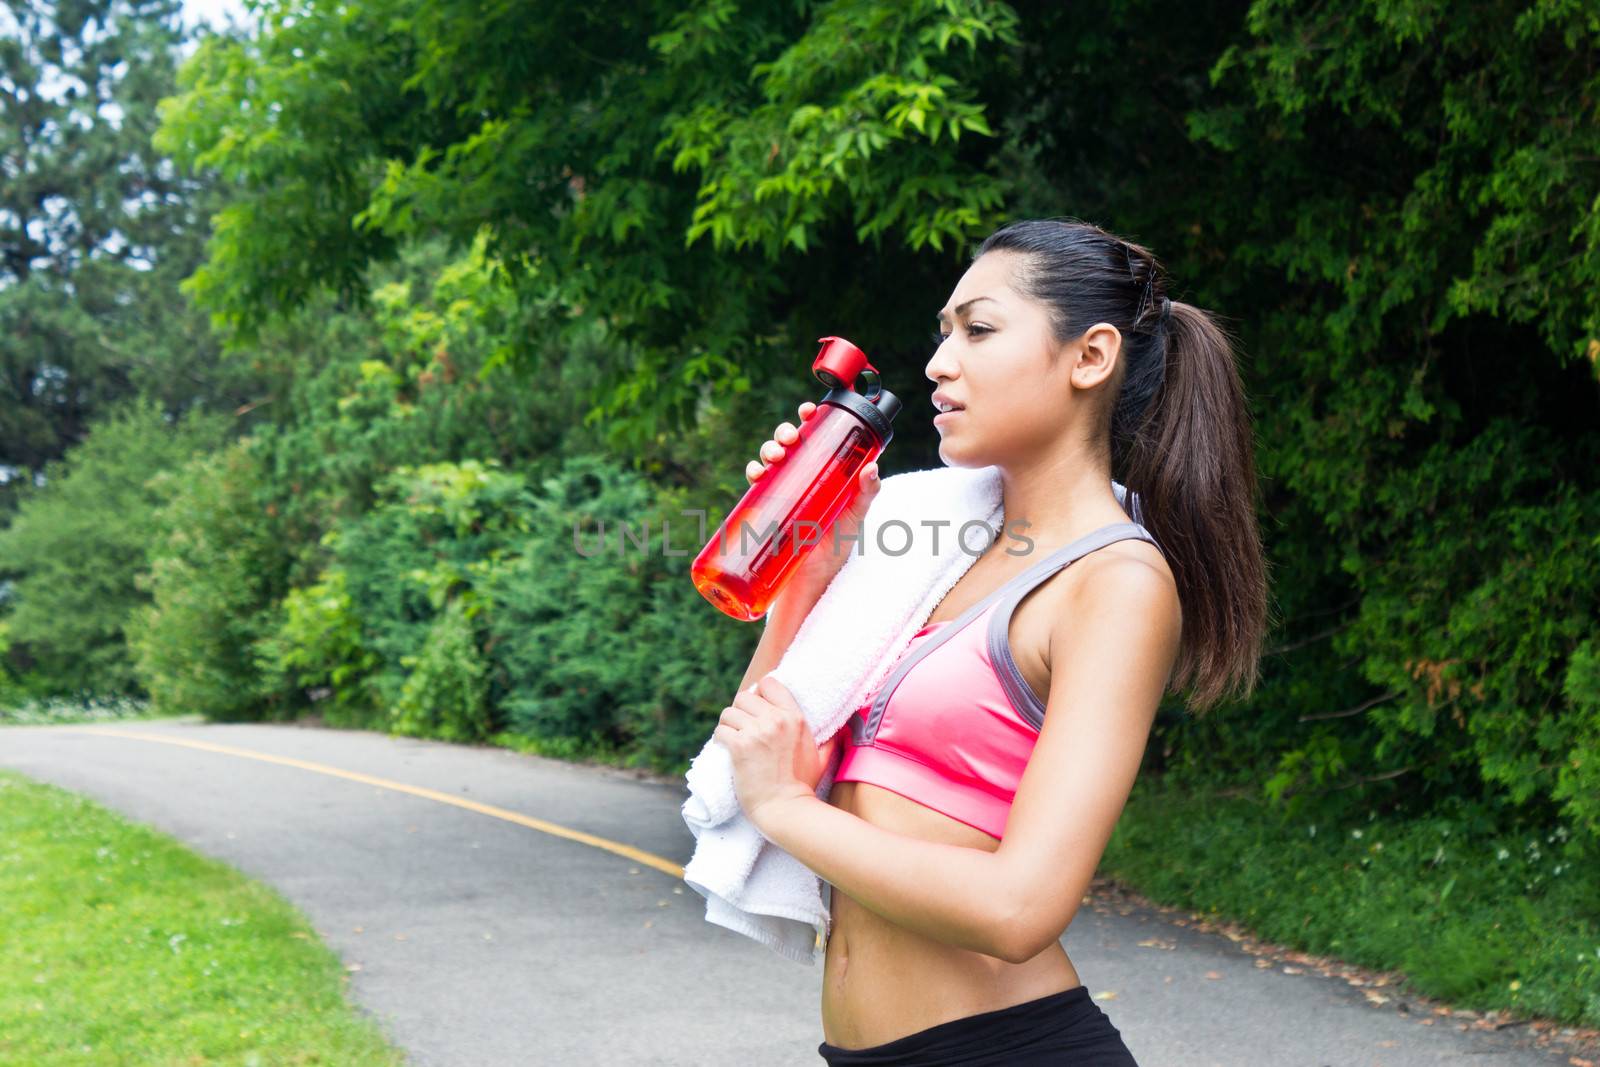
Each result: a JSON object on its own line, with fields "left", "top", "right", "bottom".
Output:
{"left": 747, "top": 401, "right": 882, "bottom": 612}
{"left": 714, "top": 674, "right": 843, "bottom": 830}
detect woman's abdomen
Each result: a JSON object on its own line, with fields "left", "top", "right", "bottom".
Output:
{"left": 820, "top": 780, "right": 1081, "bottom": 1050}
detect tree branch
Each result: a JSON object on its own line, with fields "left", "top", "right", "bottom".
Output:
{"left": 1267, "top": 619, "right": 1353, "bottom": 656}
{"left": 1297, "top": 689, "right": 1402, "bottom": 722}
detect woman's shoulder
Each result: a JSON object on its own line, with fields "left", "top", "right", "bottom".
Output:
{"left": 1053, "top": 538, "right": 1182, "bottom": 650}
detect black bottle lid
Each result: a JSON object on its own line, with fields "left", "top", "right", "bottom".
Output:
{"left": 872, "top": 388, "right": 902, "bottom": 427}
{"left": 820, "top": 386, "right": 899, "bottom": 447}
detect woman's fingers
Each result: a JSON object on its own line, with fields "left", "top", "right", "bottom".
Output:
{"left": 746, "top": 441, "right": 784, "bottom": 483}
{"left": 747, "top": 419, "right": 803, "bottom": 482}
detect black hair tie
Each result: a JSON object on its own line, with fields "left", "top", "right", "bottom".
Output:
{"left": 1123, "top": 244, "right": 1158, "bottom": 321}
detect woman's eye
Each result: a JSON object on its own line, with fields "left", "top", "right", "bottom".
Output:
{"left": 929, "top": 324, "right": 989, "bottom": 351}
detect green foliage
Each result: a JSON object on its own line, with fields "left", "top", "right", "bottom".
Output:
{"left": 1351, "top": 471, "right": 1600, "bottom": 842}
{"left": 259, "top": 440, "right": 756, "bottom": 768}
{"left": 390, "top": 598, "right": 490, "bottom": 742}
{"left": 0, "top": 622, "right": 22, "bottom": 706}
{"left": 485, "top": 455, "right": 661, "bottom": 747}
{"left": 621, "top": 502, "right": 767, "bottom": 771}
{"left": 654, "top": 0, "right": 1018, "bottom": 255}
{"left": 128, "top": 442, "right": 292, "bottom": 720}
{"left": 330, "top": 459, "right": 528, "bottom": 714}
{"left": 1104, "top": 778, "right": 1600, "bottom": 1027}
{"left": 486, "top": 454, "right": 755, "bottom": 770}
{"left": 257, "top": 568, "right": 382, "bottom": 728}
{"left": 240, "top": 233, "right": 608, "bottom": 585}
{"left": 152, "top": 0, "right": 1011, "bottom": 457}
{"left": 1153, "top": 0, "right": 1600, "bottom": 844}
{"left": 1203, "top": 0, "right": 1600, "bottom": 370}
{"left": 0, "top": 1, "right": 261, "bottom": 515}
{"left": 0, "top": 399, "right": 228, "bottom": 696}
{"left": 1557, "top": 636, "right": 1600, "bottom": 843}
{"left": 151, "top": 1, "right": 406, "bottom": 347}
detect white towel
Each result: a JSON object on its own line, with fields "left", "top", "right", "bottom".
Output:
{"left": 680, "top": 463, "right": 1143, "bottom": 964}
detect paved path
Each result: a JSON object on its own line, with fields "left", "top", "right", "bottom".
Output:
{"left": 0, "top": 718, "right": 1586, "bottom": 1066}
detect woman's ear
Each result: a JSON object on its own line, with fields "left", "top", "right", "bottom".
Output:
{"left": 1069, "top": 321, "right": 1123, "bottom": 390}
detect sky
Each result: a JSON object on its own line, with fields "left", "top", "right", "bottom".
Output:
{"left": 181, "top": 0, "right": 254, "bottom": 35}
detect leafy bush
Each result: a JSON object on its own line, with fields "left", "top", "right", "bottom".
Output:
{"left": 0, "top": 399, "right": 227, "bottom": 696}
{"left": 0, "top": 623, "right": 22, "bottom": 707}
{"left": 1328, "top": 434, "right": 1599, "bottom": 846}
{"left": 486, "top": 455, "right": 658, "bottom": 748}
{"left": 329, "top": 459, "right": 528, "bottom": 717}
{"left": 486, "top": 454, "right": 756, "bottom": 772}
{"left": 1558, "top": 637, "right": 1600, "bottom": 844}
{"left": 257, "top": 566, "right": 383, "bottom": 728}
{"left": 390, "top": 598, "right": 490, "bottom": 742}
{"left": 128, "top": 442, "right": 292, "bottom": 720}
{"left": 240, "top": 234, "right": 609, "bottom": 589}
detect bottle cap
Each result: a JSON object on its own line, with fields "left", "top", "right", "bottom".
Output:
{"left": 813, "top": 336, "right": 881, "bottom": 400}
{"left": 871, "top": 388, "right": 902, "bottom": 427}
{"left": 820, "top": 386, "right": 897, "bottom": 447}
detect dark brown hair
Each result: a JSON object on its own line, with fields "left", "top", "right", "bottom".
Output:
{"left": 976, "top": 217, "right": 1270, "bottom": 714}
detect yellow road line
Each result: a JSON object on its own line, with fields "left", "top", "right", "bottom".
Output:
{"left": 57, "top": 726, "right": 685, "bottom": 880}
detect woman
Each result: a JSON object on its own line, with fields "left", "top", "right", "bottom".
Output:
{"left": 713, "top": 217, "right": 1270, "bottom": 1065}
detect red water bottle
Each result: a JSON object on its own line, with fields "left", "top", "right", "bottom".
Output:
{"left": 691, "top": 336, "right": 901, "bottom": 621}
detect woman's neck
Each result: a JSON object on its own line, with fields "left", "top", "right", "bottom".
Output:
{"left": 996, "top": 450, "right": 1129, "bottom": 561}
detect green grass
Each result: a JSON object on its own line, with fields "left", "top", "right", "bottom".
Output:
{"left": 1102, "top": 776, "right": 1600, "bottom": 1028}
{"left": 485, "top": 728, "right": 650, "bottom": 770}
{"left": 0, "top": 770, "right": 408, "bottom": 1066}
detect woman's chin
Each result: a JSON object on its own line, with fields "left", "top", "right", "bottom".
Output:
{"left": 936, "top": 440, "right": 987, "bottom": 468}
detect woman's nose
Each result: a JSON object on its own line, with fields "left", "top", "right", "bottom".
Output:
{"left": 925, "top": 347, "right": 958, "bottom": 385}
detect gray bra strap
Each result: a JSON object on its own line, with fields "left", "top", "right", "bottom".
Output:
{"left": 986, "top": 523, "right": 1161, "bottom": 731}
{"left": 851, "top": 521, "right": 1158, "bottom": 744}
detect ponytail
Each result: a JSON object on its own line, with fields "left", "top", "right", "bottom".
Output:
{"left": 976, "top": 218, "right": 1270, "bottom": 714}
{"left": 1122, "top": 297, "right": 1270, "bottom": 712}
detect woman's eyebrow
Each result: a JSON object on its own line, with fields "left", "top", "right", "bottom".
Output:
{"left": 935, "top": 296, "right": 1001, "bottom": 324}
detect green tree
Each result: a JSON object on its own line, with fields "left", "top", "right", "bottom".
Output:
{"left": 238, "top": 233, "right": 613, "bottom": 583}
{"left": 153, "top": 0, "right": 1600, "bottom": 845}
{"left": 128, "top": 439, "right": 292, "bottom": 719}
{"left": 1164, "top": 0, "right": 1600, "bottom": 842}
{"left": 0, "top": 399, "right": 227, "bottom": 695}
{"left": 152, "top": 0, "right": 1021, "bottom": 457}
{"left": 0, "top": 0, "right": 261, "bottom": 516}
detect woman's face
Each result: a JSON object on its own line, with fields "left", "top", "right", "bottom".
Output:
{"left": 925, "top": 250, "right": 1119, "bottom": 468}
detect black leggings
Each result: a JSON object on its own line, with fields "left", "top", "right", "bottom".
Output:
{"left": 816, "top": 985, "right": 1140, "bottom": 1065}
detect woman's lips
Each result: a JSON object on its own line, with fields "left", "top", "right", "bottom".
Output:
{"left": 933, "top": 408, "right": 963, "bottom": 425}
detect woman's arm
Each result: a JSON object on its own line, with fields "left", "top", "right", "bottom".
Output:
{"left": 735, "top": 580, "right": 826, "bottom": 693}
{"left": 749, "top": 554, "right": 1182, "bottom": 964}
{"left": 753, "top": 795, "right": 1013, "bottom": 957}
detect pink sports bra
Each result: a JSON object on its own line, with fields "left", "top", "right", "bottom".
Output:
{"left": 831, "top": 522, "right": 1163, "bottom": 840}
